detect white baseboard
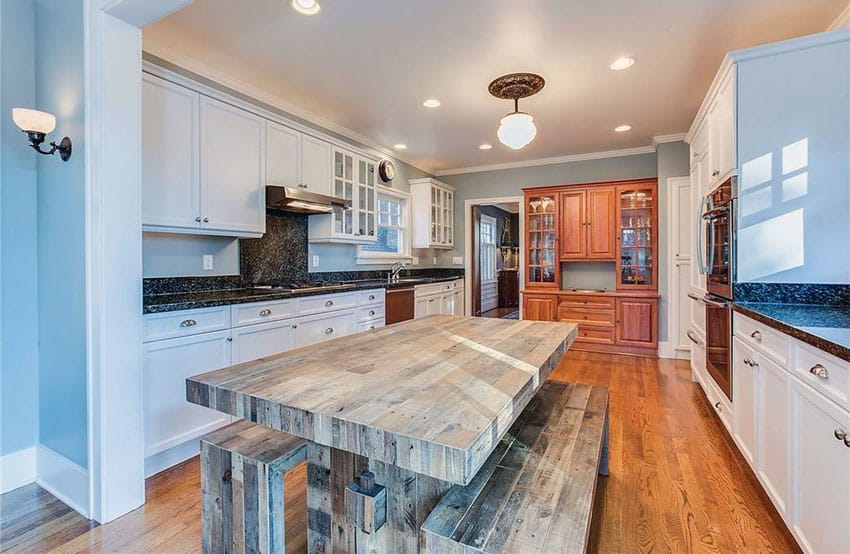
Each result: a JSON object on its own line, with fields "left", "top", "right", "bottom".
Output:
{"left": 658, "top": 341, "right": 691, "bottom": 360}
{"left": 145, "top": 437, "right": 200, "bottom": 478}
{"left": 0, "top": 446, "right": 37, "bottom": 493}
{"left": 36, "top": 444, "right": 90, "bottom": 518}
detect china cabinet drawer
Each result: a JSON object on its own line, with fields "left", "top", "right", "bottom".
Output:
{"left": 558, "top": 295, "right": 615, "bottom": 311}
{"left": 358, "top": 305, "right": 384, "bottom": 323}
{"left": 574, "top": 324, "right": 615, "bottom": 344}
{"left": 231, "top": 299, "right": 295, "bottom": 327}
{"left": 356, "top": 289, "right": 384, "bottom": 306}
{"left": 557, "top": 308, "right": 615, "bottom": 326}
{"left": 297, "top": 292, "right": 356, "bottom": 316}
{"left": 793, "top": 342, "right": 850, "bottom": 412}
{"left": 143, "top": 306, "right": 230, "bottom": 342}
{"left": 734, "top": 313, "right": 789, "bottom": 366}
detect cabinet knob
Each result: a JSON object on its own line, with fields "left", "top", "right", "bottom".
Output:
{"left": 180, "top": 319, "right": 197, "bottom": 327}
{"left": 712, "top": 170, "right": 720, "bottom": 177}
{"left": 259, "top": 308, "right": 272, "bottom": 317}
{"left": 368, "top": 310, "right": 375, "bottom": 316}
{"left": 226, "top": 337, "right": 232, "bottom": 342}
{"left": 750, "top": 330, "right": 762, "bottom": 341}
{"left": 809, "top": 364, "right": 829, "bottom": 379}
{"left": 324, "top": 327, "right": 334, "bottom": 335}
{"left": 325, "top": 300, "right": 334, "bottom": 307}
{"left": 369, "top": 326, "right": 375, "bottom": 330}
{"left": 368, "top": 294, "right": 375, "bottom": 301}
{"left": 291, "top": 325, "right": 298, "bottom": 329}
{"left": 195, "top": 217, "right": 202, "bottom": 223}
{"left": 714, "top": 401, "right": 721, "bottom": 411}
{"left": 835, "top": 429, "right": 848, "bottom": 442}
{"left": 299, "top": 183, "right": 308, "bottom": 189}
{"left": 203, "top": 217, "right": 209, "bottom": 223}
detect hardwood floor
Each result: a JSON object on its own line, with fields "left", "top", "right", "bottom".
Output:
{"left": 1, "top": 351, "right": 798, "bottom": 553}
{"left": 480, "top": 306, "right": 518, "bottom": 318}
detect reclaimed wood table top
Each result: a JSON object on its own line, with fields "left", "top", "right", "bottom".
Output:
{"left": 187, "top": 315, "right": 577, "bottom": 485}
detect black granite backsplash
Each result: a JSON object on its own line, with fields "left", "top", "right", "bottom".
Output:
{"left": 240, "top": 213, "right": 310, "bottom": 284}
{"left": 143, "top": 275, "right": 244, "bottom": 296}
{"left": 734, "top": 283, "right": 850, "bottom": 305}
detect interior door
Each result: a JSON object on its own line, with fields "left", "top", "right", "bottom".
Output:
{"left": 471, "top": 205, "right": 482, "bottom": 316}
{"left": 586, "top": 187, "right": 616, "bottom": 259}
{"left": 559, "top": 190, "right": 586, "bottom": 259}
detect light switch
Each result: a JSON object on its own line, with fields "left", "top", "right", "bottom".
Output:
{"left": 412, "top": 257, "right": 419, "bottom": 265}
{"left": 433, "top": 256, "right": 437, "bottom": 265}
{"left": 203, "top": 254, "right": 214, "bottom": 270}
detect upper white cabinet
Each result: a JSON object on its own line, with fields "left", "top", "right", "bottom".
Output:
{"left": 687, "top": 64, "right": 736, "bottom": 193}
{"left": 200, "top": 96, "right": 266, "bottom": 236}
{"left": 266, "top": 123, "right": 334, "bottom": 197}
{"left": 301, "top": 135, "right": 333, "bottom": 195}
{"left": 410, "top": 178, "right": 455, "bottom": 249}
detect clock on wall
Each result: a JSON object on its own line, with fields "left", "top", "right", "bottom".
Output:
{"left": 378, "top": 159, "right": 396, "bottom": 182}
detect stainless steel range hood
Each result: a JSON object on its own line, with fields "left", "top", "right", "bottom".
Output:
{"left": 266, "top": 185, "right": 351, "bottom": 215}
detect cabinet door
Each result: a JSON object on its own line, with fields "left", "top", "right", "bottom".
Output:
{"left": 440, "top": 292, "right": 454, "bottom": 315}
{"left": 143, "top": 331, "right": 231, "bottom": 456}
{"left": 355, "top": 158, "right": 377, "bottom": 240}
{"left": 717, "top": 72, "right": 736, "bottom": 181}
{"left": 790, "top": 377, "right": 850, "bottom": 554}
{"left": 231, "top": 319, "right": 296, "bottom": 364}
{"left": 142, "top": 75, "right": 200, "bottom": 229}
{"left": 616, "top": 182, "right": 657, "bottom": 289}
{"left": 559, "top": 189, "right": 586, "bottom": 259}
{"left": 301, "top": 135, "right": 332, "bottom": 195}
{"left": 453, "top": 290, "right": 464, "bottom": 316}
{"left": 732, "top": 337, "right": 758, "bottom": 466}
{"left": 200, "top": 96, "right": 265, "bottom": 235}
{"left": 266, "top": 122, "right": 300, "bottom": 188}
{"left": 586, "top": 186, "right": 616, "bottom": 259}
{"left": 332, "top": 149, "right": 355, "bottom": 238}
{"left": 414, "top": 296, "right": 430, "bottom": 319}
{"left": 523, "top": 295, "right": 557, "bottom": 321}
{"left": 707, "top": 101, "right": 722, "bottom": 185}
{"left": 758, "top": 354, "right": 790, "bottom": 518}
{"left": 616, "top": 298, "right": 657, "bottom": 347}
{"left": 295, "top": 311, "right": 356, "bottom": 348}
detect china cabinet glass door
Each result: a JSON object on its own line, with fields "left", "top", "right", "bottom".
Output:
{"left": 332, "top": 149, "right": 377, "bottom": 241}
{"left": 526, "top": 192, "right": 558, "bottom": 286}
{"left": 357, "top": 160, "right": 376, "bottom": 238}
{"left": 334, "top": 150, "right": 354, "bottom": 236}
{"left": 617, "top": 184, "right": 656, "bottom": 288}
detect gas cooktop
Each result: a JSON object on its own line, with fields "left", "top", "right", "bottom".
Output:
{"left": 252, "top": 281, "right": 357, "bottom": 293}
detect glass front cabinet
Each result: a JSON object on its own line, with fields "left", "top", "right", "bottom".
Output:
{"left": 524, "top": 189, "right": 560, "bottom": 287}
{"left": 410, "top": 178, "right": 455, "bottom": 249}
{"left": 309, "top": 148, "right": 377, "bottom": 243}
{"left": 616, "top": 180, "right": 658, "bottom": 289}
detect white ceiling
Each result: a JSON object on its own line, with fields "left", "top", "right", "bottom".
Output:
{"left": 143, "top": 0, "right": 845, "bottom": 174}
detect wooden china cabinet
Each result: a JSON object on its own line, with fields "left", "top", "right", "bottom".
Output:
{"left": 522, "top": 178, "right": 660, "bottom": 356}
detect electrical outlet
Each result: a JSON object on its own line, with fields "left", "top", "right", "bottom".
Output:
{"left": 412, "top": 257, "right": 419, "bottom": 265}
{"left": 433, "top": 256, "right": 437, "bottom": 265}
{"left": 312, "top": 255, "right": 320, "bottom": 268}
{"left": 452, "top": 256, "right": 463, "bottom": 265}
{"left": 203, "top": 254, "right": 214, "bottom": 271}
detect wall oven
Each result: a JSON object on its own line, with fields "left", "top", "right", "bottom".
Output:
{"left": 697, "top": 177, "right": 736, "bottom": 400}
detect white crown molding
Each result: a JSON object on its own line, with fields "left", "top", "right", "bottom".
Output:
{"left": 434, "top": 145, "right": 655, "bottom": 177}
{"left": 652, "top": 133, "right": 688, "bottom": 149}
{"left": 829, "top": 3, "right": 850, "bottom": 30}
{"left": 142, "top": 44, "right": 435, "bottom": 175}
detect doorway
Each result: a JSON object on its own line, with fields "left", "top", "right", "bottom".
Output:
{"left": 465, "top": 198, "right": 523, "bottom": 318}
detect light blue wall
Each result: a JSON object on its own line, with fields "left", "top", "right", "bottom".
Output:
{"left": 0, "top": 0, "right": 40, "bottom": 456}
{"left": 143, "top": 233, "right": 240, "bottom": 277}
{"left": 35, "top": 0, "right": 88, "bottom": 468}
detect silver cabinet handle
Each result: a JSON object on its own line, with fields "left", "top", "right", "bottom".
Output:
{"left": 325, "top": 300, "right": 334, "bottom": 307}
{"left": 686, "top": 330, "right": 701, "bottom": 345}
{"left": 180, "top": 319, "right": 197, "bottom": 327}
{"left": 428, "top": 298, "right": 435, "bottom": 303}
{"left": 714, "top": 401, "right": 721, "bottom": 412}
{"left": 368, "top": 310, "right": 375, "bottom": 316}
{"left": 195, "top": 217, "right": 202, "bottom": 222}
{"left": 368, "top": 325, "right": 375, "bottom": 330}
{"left": 291, "top": 324, "right": 298, "bottom": 329}
{"left": 687, "top": 292, "right": 702, "bottom": 302}
{"left": 324, "top": 327, "right": 334, "bottom": 334}
{"left": 809, "top": 364, "right": 829, "bottom": 379}
{"left": 368, "top": 294, "right": 376, "bottom": 301}
{"left": 743, "top": 357, "right": 759, "bottom": 368}
{"left": 712, "top": 170, "right": 720, "bottom": 177}
{"left": 259, "top": 308, "right": 272, "bottom": 317}
{"left": 751, "top": 330, "right": 762, "bottom": 341}
{"left": 226, "top": 337, "right": 232, "bottom": 342}
{"left": 835, "top": 429, "right": 847, "bottom": 441}
{"left": 203, "top": 217, "right": 209, "bottom": 223}
{"left": 298, "top": 183, "right": 308, "bottom": 189}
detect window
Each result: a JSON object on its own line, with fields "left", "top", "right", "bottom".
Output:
{"left": 357, "top": 188, "right": 412, "bottom": 263}
{"left": 480, "top": 215, "right": 497, "bottom": 282}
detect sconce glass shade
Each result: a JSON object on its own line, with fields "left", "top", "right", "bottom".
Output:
{"left": 12, "top": 108, "right": 56, "bottom": 134}
{"left": 497, "top": 112, "right": 536, "bottom": 150}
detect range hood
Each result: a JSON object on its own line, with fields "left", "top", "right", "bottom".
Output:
{"left": 266, "top": 185, "right": 351, "bottom": 215}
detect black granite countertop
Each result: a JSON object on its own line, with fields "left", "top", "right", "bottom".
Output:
{"left": 143, "top": 276, "right": 462, "bottom": 314}
{"left": 734, "top": 302, "right": 850, "bottom": 362}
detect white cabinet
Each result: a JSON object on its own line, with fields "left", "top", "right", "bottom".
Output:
{"left": 789, "top": 376, "right": 850, "bottom": 554}
{"left": 295, "top": 310, "right": 356, "bottom": 348}
{"left": 266, "top": 121, "right": 300, "bottom": 189}
{"left": 414, "top": 280, "right": 462, "bottom": 318}
{"left": 200, "top": 95, "right": 266, "bottom": 236}
{"left": 687, "top": 64, "right": 736, "bottom": 194}
{"left": 453, "top": 285, "right": 465, "bottom": 316}
{"left": 309, "top": 148, "right": 378, "bottom": 244}
{"left": 142, "top": 74, "right": 200, "bottom": 230}
{"left": 231, "top": 319, "right": 296, "bottom": 364}
{"left": 410, "top": 178, "right": 455, "bottom": 249}
{"left": 143, "top": 330, "right": 232, "bottom": 457}
{"left": 732, "top": 337, "right": 758, "bottom": 466}
{"left": 301, "top": 135, "right": 333, "bottom": 195}
{"left": 758, "top": 354, "right": 790, "bottom": 518}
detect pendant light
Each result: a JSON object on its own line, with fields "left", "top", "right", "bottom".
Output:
{"left": 488, "top": 73, "right": 545, "bottom": 150}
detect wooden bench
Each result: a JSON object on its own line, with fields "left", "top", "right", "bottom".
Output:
{"left": 421, "top": 382, "right": 609, "bottom": 554}
{"left": 201, "top": 420, "right": 307, "bottom": 554}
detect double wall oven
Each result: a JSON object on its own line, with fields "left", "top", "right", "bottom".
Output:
{"left": 697, "top": 177, "right": 736, "bottom": 400}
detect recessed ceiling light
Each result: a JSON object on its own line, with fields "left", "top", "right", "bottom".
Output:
{"left": 610, "top": 57, "right": 635, "bottom": 71}
{"left": 423, "top": 98, "right": 441, "bottom": 108}
{"left": 479, "top": 143, "right": 493, "bottom": 150}
{"left": 614, "top": 124, "right": 632, "bottom": 132}
{"left": 291, "top": 0, "right": 320, "bottom": 15}
{"left": 394, "top": 143, "right": 407, "bottom": 150}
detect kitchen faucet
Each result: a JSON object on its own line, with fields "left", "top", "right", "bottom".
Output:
{"left": 389, "top": 261, "right": 407, "bottom": 283}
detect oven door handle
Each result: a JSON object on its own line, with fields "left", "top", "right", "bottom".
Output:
{"left": 687, "top": 292, "right": 704, "bottom": 303}
{"left": 696, "top": 195, "right": 711, "bottom": 275}
{"left": 687, "top": 330, "right": 702, "bottom": 345}
{"left": 703, "top": 296, "right": 729, "bottom": 308}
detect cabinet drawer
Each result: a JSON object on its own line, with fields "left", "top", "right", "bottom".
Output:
{"left": 358, "top": 305, "right": 385, "bottom": 323}
{"left": 416, "top": 283, "right": 444, "bottom": 297}
{"left": 793, "top": 341, "right": 850, "bottom": 411}
{"left": 574, "top": 324, "right": 615, "bottom": 344}
{"left": 232, "top": 299, "right": 295, "bottom": 327}
{"left": 357, "top": 288, "right": 385, "bottom": 306}
{"left": 357, "top": 319, "right": 385, "bottom": 332}
{"left": 734, "top": 313, "right": 788, "bottom": 366}
{"left": 557, "top": 308, "right": 615, "bottom": 326}
{"left": 297, "top": 292, "right": 356, "bottom": 316}
{"left": 558, "top": 295, "right": 615, "bottom": 311}
{"left": 143, "top": 306, "right": 230, "bottom": 342}
{"left": 295, "top": 311, "right": 356, "bottom": 348}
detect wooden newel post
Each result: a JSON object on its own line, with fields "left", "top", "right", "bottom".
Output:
{"left": 344, "top": 471, "right": 387, "bottom": 534}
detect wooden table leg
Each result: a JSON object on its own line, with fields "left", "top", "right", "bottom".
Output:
{"left": 306, "top": 442, "right": 452, "bottom": 553}
{"left": 599, "top": 406, "right": 610, "bottom": 477}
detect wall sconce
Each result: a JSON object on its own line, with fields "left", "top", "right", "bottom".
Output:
{"left": 11, "top": 108, "right": 72, "bottom": 161}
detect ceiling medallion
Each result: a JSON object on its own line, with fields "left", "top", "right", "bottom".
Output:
{"left": 488, "top": 73, "right": 545, "bottom": 150}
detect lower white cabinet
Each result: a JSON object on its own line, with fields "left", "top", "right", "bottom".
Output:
{"left": 453, "top": 288, "right": 465, "bottom": 316}
{"left": 732, "top": 337, "right": 758, "bottom": 466}
{"left": 143, "top": 330, "right": 232, "bottom": 457}
{"left": 295, "top": 310, "right": 356, "bottom": 348}
{"left": 757, "top": 354, "right": 790, "bottom": 519}
{"left": 414, "top": 279, "right": 463, "bottom": 319}
{"left": 231, "top": 319, "right": 297, "bottom": 364}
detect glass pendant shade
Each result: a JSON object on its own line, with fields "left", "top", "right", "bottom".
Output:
{"left": 497, "top": 111, "right": 536, "bottom": 150}
{"left": 12, "top": 108, "right": 56, "bottom": 134}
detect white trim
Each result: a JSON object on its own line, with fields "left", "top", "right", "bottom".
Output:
{"left": 652, "top": 133, "right": 687, "bottom": 148}
{"left": 36, "top": 444, "right": 90, "bottom": 518}
{"left": 463, "top": 197, "right": 525, "bottom": 316}
{"left": 144, "top": 437, "right": 201, "bottom": 478}
{"left": 0, "top": 447, "right": 37, "bottom": 493}
{"left": 829, "top": 3, "right": 850, "bottom": 30}
{"left": 657, "top": 341, "right": 691, "bottom": 360}
{"left": 435, "top": 146, "right": 655, "bottom": 177}
{"left": 142, "top": 50, "right": 433, "bottom": 175}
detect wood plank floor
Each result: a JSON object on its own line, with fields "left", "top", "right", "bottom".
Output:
{"left": 0, "top": 351, "right": 798, "bottom": 553}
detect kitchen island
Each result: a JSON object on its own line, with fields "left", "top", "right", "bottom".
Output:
{"left": 187, "top": 315, "right": 578, "bottom": 552}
